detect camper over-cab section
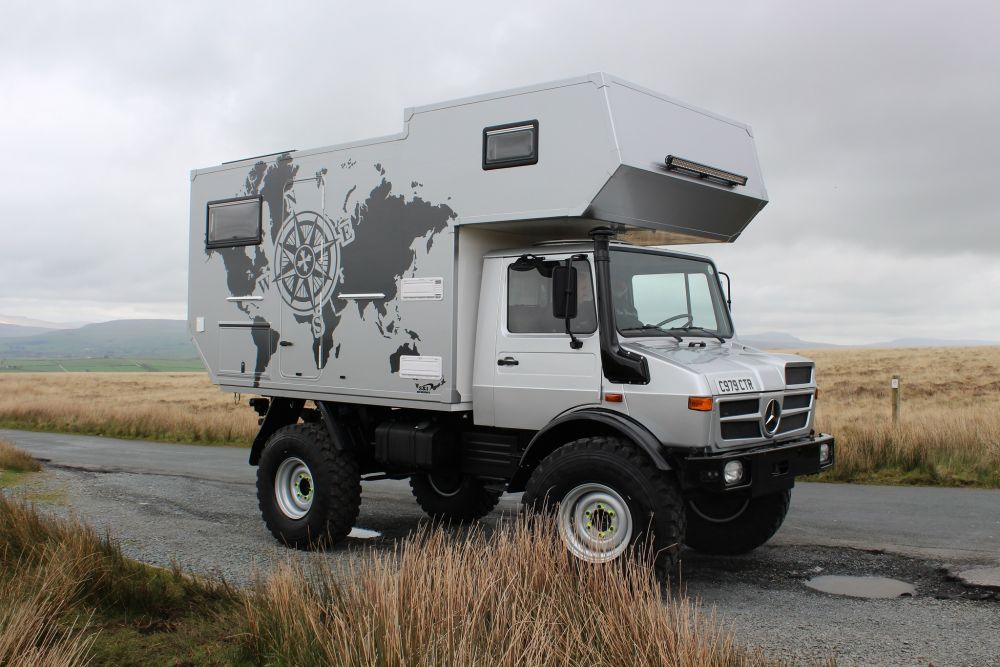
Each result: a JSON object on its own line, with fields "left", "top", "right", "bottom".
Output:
{"left": 187, "top": 73, "right": 768, "bottom": 408}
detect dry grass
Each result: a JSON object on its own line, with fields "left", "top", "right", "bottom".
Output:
{"left": 0, "top": 373, "right": 257, "bottom": 446}
{"left": 0, "top": 436, "right": 41, "bottom": 473}
{"left": 0, "top": 568, "right": 94, "bottom": 667}
{"left": 246, "top": 518, "right": 766, "bottom": 667}
{"left": 799, "top": 346, "right": 1000, "bottom": 487}
{"left": 0, "top": 492, "right": 776, "bottom": 667}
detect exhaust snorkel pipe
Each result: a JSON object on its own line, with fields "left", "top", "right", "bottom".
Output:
{"left": 590, "top": 227, "right": 649, "bottom": 384}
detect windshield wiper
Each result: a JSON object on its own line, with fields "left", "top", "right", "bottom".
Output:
{"left": 620, "top": 324, "right": 683, "bottom": 342}
{"left": 667, "top": 325, "right": 726, "bottom": 343}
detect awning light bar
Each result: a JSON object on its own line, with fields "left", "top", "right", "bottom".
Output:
{"left": 665, "top": 155, "right": 747, "bottom": 187}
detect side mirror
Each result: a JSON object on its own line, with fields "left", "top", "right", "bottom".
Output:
{"left": 552, "top": 265, "right": 578, "bottom": 319}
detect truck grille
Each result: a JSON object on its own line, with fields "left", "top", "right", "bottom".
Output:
{"left": 717, "top": 390, "right": 814, "bottom": 446}
{"left": 785, "top": 364, "right": 813, "bottom": 386}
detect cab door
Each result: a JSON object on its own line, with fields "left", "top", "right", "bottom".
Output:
{"left": 490, "top": 255, "right": 601, "bottom": 429}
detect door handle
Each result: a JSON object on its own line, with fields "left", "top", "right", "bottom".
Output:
{"left": 279, "top": 341, "right": 294, "bottom": 347}
{"left": 497, "top": 356, "right": 519, "bottom": 366}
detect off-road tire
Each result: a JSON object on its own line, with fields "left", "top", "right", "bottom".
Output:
{"left": 257, "top": 423, "right": 361, "bottom": 549}
{"left": 409, "top": 472, "right": 502, "bottom": 522}
{"left": 684, "top": 490, "right": 791, "bottom": 555}
{"left": 521, "top": 436, "right": 686, "bottom": 574}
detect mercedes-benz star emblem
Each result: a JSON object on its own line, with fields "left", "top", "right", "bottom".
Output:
{"left": 762, "top": 399, "right": 782, "bottom": 437}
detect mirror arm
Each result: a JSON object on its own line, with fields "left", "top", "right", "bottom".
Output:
{"left": 719, "top": 271, "right": 732, "bottom": 309}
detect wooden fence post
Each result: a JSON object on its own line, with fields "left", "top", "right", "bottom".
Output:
{"left": 891, "top": 374, "right": 901, "bottom": 423}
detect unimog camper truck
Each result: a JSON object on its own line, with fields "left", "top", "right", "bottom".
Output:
{"left": 188, "top": 74, "right": 834, "bottom": 570}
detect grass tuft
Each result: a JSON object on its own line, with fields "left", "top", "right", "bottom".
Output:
{"left": 245, "top": 518, "right": 766, "bottom": 667}
{"left": 0, "top": 436, "right": 41, "bottom": 473}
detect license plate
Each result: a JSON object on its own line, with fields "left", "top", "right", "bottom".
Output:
{"left": 717, "top": 377, "right": 756, "bottom": 394}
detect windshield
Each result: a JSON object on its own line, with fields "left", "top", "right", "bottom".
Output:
{"left": 609, "top": 249, "right": 733, "bottom": 338}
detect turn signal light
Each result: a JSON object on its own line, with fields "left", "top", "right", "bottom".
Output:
{"left": 688, "top": 396, "right": 714, "bottom": 412}
{"left": 604, "top": 393, "right": 624, "bottom": 403}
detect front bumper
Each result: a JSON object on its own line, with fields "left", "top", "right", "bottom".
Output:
{"left": 676, "top": 433, "right": 834, "bottom": 498}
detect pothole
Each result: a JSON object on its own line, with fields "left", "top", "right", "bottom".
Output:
{"left": 805, "top": 575, "right": 915, "bottom": 599}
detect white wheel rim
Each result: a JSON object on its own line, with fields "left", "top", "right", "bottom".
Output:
{"left": 427, "top": 473, "right": 462, "bottom": 498}
{"left": 275, "top": 457, "right": 314, "bottom": 520}
{"left": 557, "top": 483, "right": 633, "bottom": 563}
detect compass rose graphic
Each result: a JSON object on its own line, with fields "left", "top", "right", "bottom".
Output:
{"left": 275, "top": 210, "right": 340, "bottom": 313}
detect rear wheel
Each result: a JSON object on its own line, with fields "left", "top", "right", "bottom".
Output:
{"left": 684, "top": 490, "right": 790, "bottom": 555}
{"left": 409, "top": 472, "right": 502, "bottom": 522}
{"left": 522, "top": 436, "right": 685, "bottom": 573}
{"left": 257, "top": 423, "right": 361, "bottom": 549}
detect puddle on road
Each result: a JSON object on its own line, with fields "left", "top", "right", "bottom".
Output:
{"left": 348, "top": 527, "right": 382, "bottom": 540}
{"left": 805, "top": 575, "right": 915, "bottom": 599}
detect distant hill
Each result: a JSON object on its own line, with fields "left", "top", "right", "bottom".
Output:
{"left": 738, "top": 332, "right": 839, "bottom": 350}
{"left": 0, "top": 319, "right": 196, "bottom": 359}
{"left": 0, "top": 324, "right": 53, "bottom": 338}
{"left": 0, "top": 314, "right": 75, "bottom": 329}
{"left": 860, "top": 337, "right": 1000, "bottom": 348}
{"left": 739, "top": 331, "right": 1000, "bottom": 350}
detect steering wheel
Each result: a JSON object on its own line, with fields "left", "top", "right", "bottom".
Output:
{"left": 654, "top": 313, "right": 692, "bottom": 328}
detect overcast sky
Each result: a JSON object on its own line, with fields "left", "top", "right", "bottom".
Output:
{"left": 1, "top": 0, "right": 997, "bottom": 344}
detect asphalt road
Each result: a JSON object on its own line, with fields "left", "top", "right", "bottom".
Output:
{"left": 3, "top": 428, "right": 999, "bottom": 666}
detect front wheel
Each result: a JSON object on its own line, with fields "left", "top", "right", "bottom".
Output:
{"left": 522, "top": 436, "right": 686, "bottom": 573}
{"left": 257, "top": 423, "right": 361, "bottom": 549}
{"left": 684, "top": 490, "right": 791, "bottom": 555}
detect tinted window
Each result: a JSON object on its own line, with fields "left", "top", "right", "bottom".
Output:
{"left": 507, "top": 259, "right": 596, "bottom": 334}
{"left": 206, "top": 197, "right": 262, "bottom": 248}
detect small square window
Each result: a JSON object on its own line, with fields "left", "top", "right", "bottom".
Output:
{"left": 483, "top": 120, "right": 538, "bottom": 170}
{"left": 206, "top": 196, "right": 263, "bottom": 249}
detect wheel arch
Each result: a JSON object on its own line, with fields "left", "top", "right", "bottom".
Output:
{"left": 507, "top": 408, "right": 671, "bottom": 492}
{"left": 249, "top": 398, "right": 355, "bottom": 466}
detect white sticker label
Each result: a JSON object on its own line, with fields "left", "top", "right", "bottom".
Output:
{"left": 195, "top": 317, "right": 205, "bottom": 333}
{"left": 891, "top": 378, "right": 899, "bottom": 389}
{"left": 399, "top": 355, "right": 443, "bottom": 380}
{"left": 401, "top": 277, "right": 443, "bottom": 301}
{"left": 717, "top": 377, "right": 756, "bottom": 394}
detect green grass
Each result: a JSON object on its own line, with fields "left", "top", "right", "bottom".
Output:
{"left": 0, "top": 357, "right": 204, "bottom": 372}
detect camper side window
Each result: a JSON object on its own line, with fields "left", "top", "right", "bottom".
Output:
{"left": 507, "top": 260, "right": 597, "bottom": 334}
{"left": 206, "top": 196, "right": 263, "bottom": 249}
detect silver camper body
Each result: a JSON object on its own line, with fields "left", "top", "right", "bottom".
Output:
{"left": 188, "top": 74, "right": 833, "bottom": 567}
{"left": 188, "top": 73, "right": 766, "bottom": 410}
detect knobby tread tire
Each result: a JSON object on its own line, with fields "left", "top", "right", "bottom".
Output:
{"left": 409, "top": 474, "right": 502, "bottom": 522}
{"left": 684, "top": 490, "right": 791, "bottom": 555}
{"left": 256, "top": 423, "right": 361, "bottom": 550}
{"left": 521, "top": 436, "right": 686, "bottom": 575}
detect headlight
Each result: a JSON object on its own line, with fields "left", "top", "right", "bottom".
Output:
{"left": 819, "top": 443, "right": 831, "bottom": 464}
{"left": 723, "top": 460, "right": 744, "bottom": 485}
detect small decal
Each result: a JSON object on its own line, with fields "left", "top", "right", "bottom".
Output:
{"left": 401, "top": 277, "right": 444, "bottom": 301}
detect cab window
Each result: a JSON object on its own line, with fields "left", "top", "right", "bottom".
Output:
{"left": 507, "top": 259, "right": 597, "bottom": 334}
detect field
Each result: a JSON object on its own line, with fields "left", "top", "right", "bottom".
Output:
{"left": 0, "top": 372, "right": 256, "bottom": 445}
{"left": 801, "top": 346, "right": 1000, "bottom": 487}
{"left": 0, "top": 357, "right": 204, "bottom": 373}
{"left": 0, "top": 346, "right": 997, "bottom": 486}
